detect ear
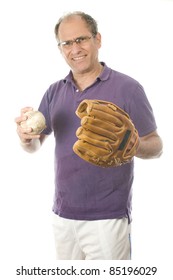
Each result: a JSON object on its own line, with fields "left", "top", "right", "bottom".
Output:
{"left": 95, "top": 32, "right": 102, "bottom": 48}
{"left": 57, "top": 44, "right": 62, "bottom": 54}
{"left": 55, "top": 36, "right": 61, "bottom": 52}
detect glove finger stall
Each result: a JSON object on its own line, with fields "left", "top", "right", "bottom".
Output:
{"left": 76, "top": 126, "right": 117, "bottom": 151}
{"left": 81, "top": 116, "right": 123, "bottom": 140}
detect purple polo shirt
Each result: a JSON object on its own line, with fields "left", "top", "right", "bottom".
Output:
{"left": 38, "top": 62, "right": 157, "bottom": 221}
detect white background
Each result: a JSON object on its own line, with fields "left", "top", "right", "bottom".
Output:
{"left": 0, "top": 0, "right": 173, "bottom": 279}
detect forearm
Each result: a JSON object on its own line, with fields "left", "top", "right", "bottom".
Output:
{"left": 135, "top": 133, "right": 163, "bottom": 159}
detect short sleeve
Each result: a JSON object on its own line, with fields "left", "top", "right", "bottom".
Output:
{"left": 128, "top": 84, "right": 157, "bottom": 137}
{"left": 38, "top": 88, "right": 53, "bottom": 135}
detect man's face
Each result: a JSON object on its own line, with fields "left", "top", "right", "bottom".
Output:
{"left": 57, "top": 16, "right": 101, "bottom": 75}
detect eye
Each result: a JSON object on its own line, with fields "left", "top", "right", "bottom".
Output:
{"left": 62, "top": 40, "right": 73, "bottom": 46}
{"left": 76, "top": 37, "right": 87, "bottom": 44}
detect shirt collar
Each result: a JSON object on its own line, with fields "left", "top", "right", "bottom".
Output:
{"left": 63, "top": 62, "right": 111, "bottom": 84}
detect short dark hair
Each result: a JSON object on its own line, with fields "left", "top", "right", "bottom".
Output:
{"left": 54, "top": 11, "right": 98, "bottom": 39}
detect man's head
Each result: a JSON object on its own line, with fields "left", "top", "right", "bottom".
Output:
{"left": 54, "top": 11, "right": 98, "bottom": 41}
{"left": 54, "top": 12, "right": 101, "bottom": 75}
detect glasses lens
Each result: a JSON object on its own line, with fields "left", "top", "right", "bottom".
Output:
{"left": 58, "top": 36, "right": 92, "bottom": 49}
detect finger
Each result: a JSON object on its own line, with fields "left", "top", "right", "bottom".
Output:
{"left": 15, "top": 107, "right": 33, "bottom": 125}
{"left": 15, "top": 115, "right": 27, "bottom": 125}
{"left": 17, "top": 127, "right": 40, "bottom": 142}
{"left": 17, "top": 123, "right": 40, "bottom": 138}
{"left": 21, "top": 107, "right": 33, "bottom": 114}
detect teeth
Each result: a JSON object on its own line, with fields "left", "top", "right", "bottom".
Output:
{"left": 73, "top": 56, "right": 84, "bottom": 61}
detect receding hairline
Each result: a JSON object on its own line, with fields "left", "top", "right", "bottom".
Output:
{"left": 54, "top": 11, "right": 98, "bottom": 40}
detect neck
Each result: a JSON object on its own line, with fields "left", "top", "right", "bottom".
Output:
{"left": 73, "top": 63, "right": 103, "bottom": 91}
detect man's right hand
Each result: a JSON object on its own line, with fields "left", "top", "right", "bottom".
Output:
{"left": 15, "top": 107, "right": 40, "bottom": 144}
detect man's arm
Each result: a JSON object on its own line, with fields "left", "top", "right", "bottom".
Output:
{"left": 135, "top": 130, "right": 163, "bottom": 159}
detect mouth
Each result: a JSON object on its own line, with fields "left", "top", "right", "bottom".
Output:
{"left": 72, "top": 55, "right": 86, "bottom": 61}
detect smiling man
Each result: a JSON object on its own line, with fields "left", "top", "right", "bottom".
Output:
{"left": 56, "top": 13, "right": 103, "bottom": 89}
{"left": 15, "top": 11, "right": 163, "bottom": 260}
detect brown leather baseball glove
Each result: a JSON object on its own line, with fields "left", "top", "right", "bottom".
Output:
{"left": 73, "top": 99, "right": 139, "bottom": 167}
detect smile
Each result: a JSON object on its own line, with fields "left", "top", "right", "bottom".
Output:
{"left": 73, "top": 56, "right": 86, "bottom": 61}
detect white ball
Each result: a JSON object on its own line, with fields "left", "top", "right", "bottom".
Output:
{"left": 20, "top": 111, "right": 46, "bottom": 135}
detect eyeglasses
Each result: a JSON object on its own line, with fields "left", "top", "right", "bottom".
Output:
{"left": 58, "top": 36, "right": 93, "bottom": 49}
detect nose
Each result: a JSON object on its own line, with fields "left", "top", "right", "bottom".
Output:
{"left": 70, "top": 42, "right": 82, "bottom": 53}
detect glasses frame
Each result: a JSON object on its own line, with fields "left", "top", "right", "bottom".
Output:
{"left": 58, "top": 35, "right": 94, "bottom": 49}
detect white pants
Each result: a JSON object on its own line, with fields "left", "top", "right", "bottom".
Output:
{"left": 52, "top": 213, "right": 131, "bottom": 260}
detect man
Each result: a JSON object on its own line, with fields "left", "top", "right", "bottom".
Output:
{"left": 15, "top": 11, "right": 163, "bottom": 260}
